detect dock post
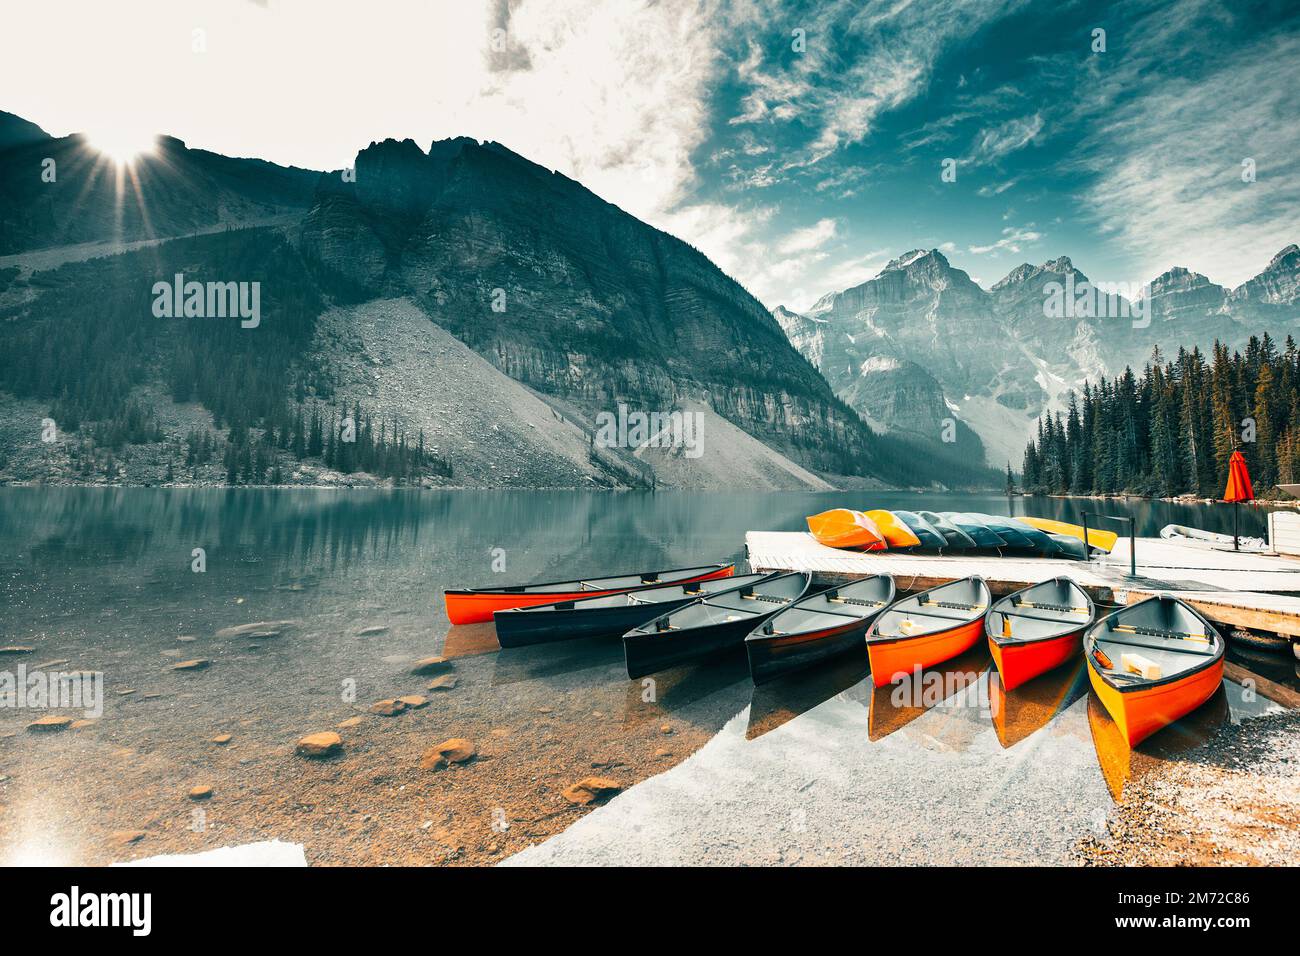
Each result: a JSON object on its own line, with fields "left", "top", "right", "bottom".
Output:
{"left": 1084, "top": 512, "right": 1136, "bottom": 577}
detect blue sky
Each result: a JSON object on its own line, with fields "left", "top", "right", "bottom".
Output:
{"left": 4, "top": 0, "right": 1297, "bottom": 309}
{"left": 681, "top": 0, "right": 1300, "bottom": 307}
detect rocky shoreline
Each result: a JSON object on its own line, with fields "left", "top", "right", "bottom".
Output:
{"left": 1075, "top": 710, "right": 1300, "bottom": 866}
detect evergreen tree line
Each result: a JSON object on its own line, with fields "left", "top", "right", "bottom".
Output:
{"left": 1020, "top": 334, "right": 1296, "bottom": 497}
{"left": 215, "top": 403, "right": 451, "bottom": 485}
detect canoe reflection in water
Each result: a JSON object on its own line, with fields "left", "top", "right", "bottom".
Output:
{"left": 866, "top": 645, "right": 991, "bottom": 742}
{"left": 441, "top": 622, "right": 503, "bottom": 660}
{"left": 746, "top": 655, "right": 868, "bottom": 740}
{"left": 1087, "top": 686, "right": 1230, "bottom": 800}
{"left": 988, "top": 659, "right": 1089, "bottom": 749}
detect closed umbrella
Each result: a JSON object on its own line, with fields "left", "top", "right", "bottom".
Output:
{"left": 1222, "top": 450, "right": 1254, "bottom": 551}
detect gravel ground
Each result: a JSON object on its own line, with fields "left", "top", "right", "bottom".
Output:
{"left": 504, "top": 668, "right": 1119, "bottom": 866}
{"left": 1076, "top": 710, "right": 1300, "bottom": 866}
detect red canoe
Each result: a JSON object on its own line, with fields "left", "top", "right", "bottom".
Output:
{"left": 865, "top": 577, "right": 990, "bottom": 682}
{"left": 444, "top": 563, "right": 734, "bottom": 625}
{"left": 987, "top": 577, "right": 1095, "bottom": 691}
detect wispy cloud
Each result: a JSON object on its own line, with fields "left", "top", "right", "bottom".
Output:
{"left": 723, "top": 0, "right": 1027, "bottom": 169}
{"left": 977, "top": 178, "right": 1019, "bottom": 197}
{"left": 969, "top": 226, "right": 1043, "bottom": 255}
{"left": 1078, "top": 23, "right": 1300, "bottom": 285}
{"left": 778, "top": 218, "right": 839, "bottom": 255}
{"left": 964, "top": 113, "right": 1043, "bottom": 165}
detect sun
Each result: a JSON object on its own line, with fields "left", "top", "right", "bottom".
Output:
{"left": 85, "top": 126, "right": 157, "bottom": 166}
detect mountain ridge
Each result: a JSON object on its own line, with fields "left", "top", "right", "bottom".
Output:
{"left": 776, "top": 244, "right": 1300, "bottom": 468}
{"left": 0, "top": 111, "right": 997, "bottom": 489}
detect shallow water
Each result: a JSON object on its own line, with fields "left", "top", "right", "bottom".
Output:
{"left": 0, "top": 489, "right": 1289, "bottom": 865}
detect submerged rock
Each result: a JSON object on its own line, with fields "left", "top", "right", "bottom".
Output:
{"left": 337, "top": 716, "right": 364, "bottom": 729}
{"left": 0, "top": 646, "right": 36, "bottom": 655}
{"left": 358, "top": 625, "right": 389, "bottom": 636}
{"left": 27, "top": 715, "right": 73, "bottom": 732}
{"left": 411, "top": 655, "right": 451, "bottom": 675}
{"left": 172, "top": 659, "right": 211, "bottom": 671}
{"left": 211, "top": 734, "right": 233, "bottom": 745}
{"left": 427, "top": 675, "right": 458, "bottom": 691}
{"left": 188, "top": 785, "right": 213, "bottom": 800}
{"left": 561, "top": 777, "right": 622, "bottom": 805}
{"left": 113, "top": 830, "right": 147, "bottom": 846}
{"left": 421, "top": 738, "right": 476, "bottom": 769}
{"left": 369, "top": 698, "right": 407, "bottom": 716}
{"left": 296, "top": 732, "right": 343, "bottom": 758}
{"left": 215, "top": 620, "right": 297, "bottom": 640}
{"left": 397, "top": 695, "right": 429, "bottom": 709}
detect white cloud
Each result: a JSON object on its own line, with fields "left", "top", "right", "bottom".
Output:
{"left": 1078, "top": 28, "right": 1300, "bottom": 286}
{"left": 977, "top": 178, "right": 1019, "bottom": 197}
{"left": 964, "top": 113, "right": 1043, "bottom": 166}
{"left": 724, "top": 0, "right": 1027, "bottom": 169}
{"left": 968, "top": 226, "right": 1043, "bottom": 255}
{"left": 778, "top": 218, "right": 839, "bottom": 255}
{"left": 0, "top": 0, "right": 722, "bottom": 230}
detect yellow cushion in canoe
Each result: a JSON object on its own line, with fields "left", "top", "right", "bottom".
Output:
{"left": 807, "top": 509, "right": 887, "bottom": 550}
{"left": 865, "top": 510, "right": 922, "bottom": 548}
{"left": 1014, "top": 516, "right": 1117, "bottom": 552}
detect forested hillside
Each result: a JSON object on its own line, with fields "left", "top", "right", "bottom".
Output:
{"left": 1020, "top": 334, "right": 1296, "bottom": 497}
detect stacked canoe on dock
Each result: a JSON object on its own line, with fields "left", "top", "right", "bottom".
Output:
{"left": 444, "top": 555, "right": 1225, "bottom": 746}
{"left": 806, "top": 509, "right": 1117, "bottom": 560}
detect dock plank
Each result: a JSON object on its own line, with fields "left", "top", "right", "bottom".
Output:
{"left": 1126, "top": 589, "right": 1300, "bottom": 638}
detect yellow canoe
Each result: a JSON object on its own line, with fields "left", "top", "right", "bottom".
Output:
{"left": 866, "top": 510, "right": 922, "bottom": 548}
{"left": 1015, "top": 516, "right": 1117, "bottom": 553}
{"left": 807, "top": 509, "right": 887, "bottom": 550}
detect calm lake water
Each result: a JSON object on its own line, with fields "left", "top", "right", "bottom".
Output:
{"left": 0, "top": 489, "right": 1287, "bottom": 865}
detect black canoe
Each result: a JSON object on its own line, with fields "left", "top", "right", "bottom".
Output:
{"left": 623, "top": 572, "right": 811, "bottom": 679}
{"left": 494, "top": 572, "right": 774, "bottom": 648}
{"left": 745, "top": 575, "right": 896, "bottom": 684}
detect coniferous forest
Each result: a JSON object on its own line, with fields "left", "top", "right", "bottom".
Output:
{"left": 1020, "top": 334, "right": 1296, "bottom": 498}
{"left": 0, "top": 227, "right": 451, "bottom": 484}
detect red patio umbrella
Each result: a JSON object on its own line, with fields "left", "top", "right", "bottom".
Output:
{"left": 1223, "top": 450, "right": 1254, "bottom": 551}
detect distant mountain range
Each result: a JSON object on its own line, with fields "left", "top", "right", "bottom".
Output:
{"left": 774, "top": 245, "right": 1300, "bottom": 468}
{"left": 0, "top": 110, "right": 994, "bottom": 490}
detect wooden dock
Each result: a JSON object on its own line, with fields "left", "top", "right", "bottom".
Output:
{"left": 746, "top": 531, "right": 1300, "bottom": 639}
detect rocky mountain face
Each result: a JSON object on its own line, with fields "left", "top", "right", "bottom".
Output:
{"left": 299, "top": 136, "right": 914, "bottom": 480}
{"left": 2, "top": 111, "right": 989, "bottom": 488}
{"left": 781, "top": 250, "right": 1028, "bottom": 462}
{"left": 1232, "top": 244, "right": 1300, "bottom": 306}
{"left": 0, "top": 124, "right": 318, "bottom": 254}
{"left": 778, "top": 246, "right": 1300, "bottom": 469}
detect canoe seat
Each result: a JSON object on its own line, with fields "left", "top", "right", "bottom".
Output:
{"left": 1098, "top": 634, "right": 1216, "bottom": 657}
{"left": 923, "top": 600, "right": 986, "bottom": 612}
{"left": 832, "top": 596, "right": 887, "bottom": 608}
{"left": 767, "top": 608, "right": 863, "bottom": 635}
{"left": 1093, "top": 638, "right": 1210, "bottom": 679}
{"left": 1013, "top": 599, "right": 1085, "bottom": 614}
{"left": 1114, "top": 624, "right": 1208, "bottom": 642}
{"left": 1002, "top": 608, "right": 1090, "bottom": 626}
